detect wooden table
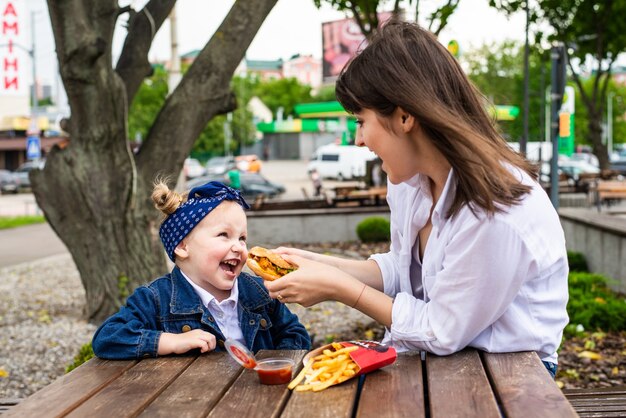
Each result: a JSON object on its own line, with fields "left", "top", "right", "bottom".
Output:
{"left": 6, "top": 348, "right": 577, "bottom": 418}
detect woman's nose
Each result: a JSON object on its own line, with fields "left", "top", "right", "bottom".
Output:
{"left": 355, "top": 132, "right": 365, "bottom": 147}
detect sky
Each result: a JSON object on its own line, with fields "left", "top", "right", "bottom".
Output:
{"left": 26, "top": 0, "right": 527, "bottom": 96}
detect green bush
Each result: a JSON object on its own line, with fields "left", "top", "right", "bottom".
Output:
{"left": 567, "top": 251, "right": 589, "bottom": 272}
{"left": 66, "top": 343, "right": 95, "bottom": 373}
{"left": 566, "top": 272, "right": 626, "bottom": 334}
{"left": 356, "top": 216, "right": 390, "bottom": 243}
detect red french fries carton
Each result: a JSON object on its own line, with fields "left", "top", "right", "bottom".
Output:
{"left": 304, "top": 340, "right": 397, "bottom": 376}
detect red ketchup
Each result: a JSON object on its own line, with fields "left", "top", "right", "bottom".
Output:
{"left": 255, "top": 359, "right": 294, "bottom": 385}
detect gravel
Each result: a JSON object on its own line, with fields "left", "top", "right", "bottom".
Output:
{"left": 0, "top": 255, "right": 97, "bottom": 399}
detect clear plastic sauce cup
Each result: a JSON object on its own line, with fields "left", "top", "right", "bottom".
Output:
{"left": 254, "top": 358, "right": 295, "bottom": 385}
{"left": 225, "top": 339, "right": 295, "bottom": 385}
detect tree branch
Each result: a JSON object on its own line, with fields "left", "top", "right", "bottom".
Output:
{"left": 136, "top": 0, "right": 278, "bottom": 183}
{"left": 115, "top": 0, "right": 176, "bottom": 106}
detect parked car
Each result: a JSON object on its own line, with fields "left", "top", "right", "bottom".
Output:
{"left": 206, "top": 156, "right": 236, "bottom": 175}
{"left": 14, "top": 160, "right": 46, "bottom": 192}
{"left": 569, "top": 152, "right": 599, "bottom": 167}
{"left": 187, "top": 172, "right": 285, "bottom": 201}
{"left": 559, "top": 160, "right": 600, "bottom": 182}
{"left": 0, "top": 169, "right": 18, "bottom": 194}
{"left": 610, "top": 158, "right": 626, "bottom": 176}
{"left": 183, "top": 158, "right": 205, "bottom": 180}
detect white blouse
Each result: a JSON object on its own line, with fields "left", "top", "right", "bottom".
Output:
{"left": 370, "top": 168, "right": 569, "bottom": 363}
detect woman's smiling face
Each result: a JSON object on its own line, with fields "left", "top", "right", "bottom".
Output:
{"left": 354, "top": 108, "right": 421, "bottom": 184}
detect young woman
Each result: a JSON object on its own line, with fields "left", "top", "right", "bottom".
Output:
{"left": 264, "top": 19, "right": 568, "bottom": 378}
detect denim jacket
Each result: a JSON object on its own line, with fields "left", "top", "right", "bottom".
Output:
{"left": 92, "top": 267, "right": 311, "bottom": 359}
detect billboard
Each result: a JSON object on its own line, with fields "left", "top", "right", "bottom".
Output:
{"left": 322, "top": 13, "right": 392, "bottom": 83}
{"left": 0, "top": 0, "right": 28, "bottom": 97}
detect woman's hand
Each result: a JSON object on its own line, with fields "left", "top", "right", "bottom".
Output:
{"left": 263, "top": 254, "right": 360, "bottom": 307}
{"left": 272, "top": 246, "right": 329, "bottom": 263}
{"left": 158, "top": 330, "right": 216, "bottom": 355}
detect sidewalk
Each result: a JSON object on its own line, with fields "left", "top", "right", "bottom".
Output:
{"left": 0, "top": 223, "right": 67, "bottom": 268}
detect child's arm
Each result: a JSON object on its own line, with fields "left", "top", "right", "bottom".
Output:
{"left": 269, "top": 301, "right": 312, "bottom": 350}
{"left": 91, "top": 286, "right": 161, "bottom": 359}
{"left": 158, "top": 329, "right": 216, "bottom": 355}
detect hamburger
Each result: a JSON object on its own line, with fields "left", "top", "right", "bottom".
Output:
{"left": 246, "top": 246, "right": 297, "bottom": 281}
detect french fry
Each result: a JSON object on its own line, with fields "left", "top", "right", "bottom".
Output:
{"left": 288, "top": 343, "right": 360, "bottom": 392}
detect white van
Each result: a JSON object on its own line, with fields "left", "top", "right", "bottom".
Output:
{"left": 307, "top": 144, "right": 377, "bottom": 181}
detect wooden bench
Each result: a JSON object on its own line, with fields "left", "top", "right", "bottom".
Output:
{"left": 595, "top": 180, "right": 626, "bottom": 209}
{"left": 563, "top": 386, "right": 626, "bottom": 417}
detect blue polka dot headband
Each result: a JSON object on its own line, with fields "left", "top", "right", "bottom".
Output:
{"left": 159, "top": 181, "right": 250, "bottom": 262}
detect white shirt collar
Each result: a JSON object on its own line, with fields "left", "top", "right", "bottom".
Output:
{"left": 179, "top": 269, "right": 238, "bottom": 308}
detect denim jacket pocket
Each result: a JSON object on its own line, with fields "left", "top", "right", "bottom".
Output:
{"left": 161, "top": 316, "right": 204, "bottom": 334}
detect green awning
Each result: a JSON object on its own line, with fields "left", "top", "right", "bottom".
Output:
{"left": 294, "top": 102, "right": 350, "bottom": 118}
{"left": 257, "top": 118, "right": 357, "bottom": 133}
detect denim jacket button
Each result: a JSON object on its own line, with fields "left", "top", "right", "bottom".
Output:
{"left": 259, "top": 319, "right": 267, "bottom": 328}
{"left": 217, "top": 340, "right": 225, "bottom": 349}
{"left": 208, "top": 317, "right": 215, "bottom": 322}
{"left": 181, "top": 325, "right": 192, "bottom": 333}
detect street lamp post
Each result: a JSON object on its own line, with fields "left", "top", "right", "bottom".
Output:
{"left": 549, "top": 43, "right": 567, "bottom": 209}
{"left": 521, "top": 0, "right": 530, "bottom": 156}
{"left": 30, "top": 11, "right": 38, "bottom": 113}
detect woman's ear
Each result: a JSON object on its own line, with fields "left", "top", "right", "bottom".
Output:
{"left": 396, "top": 107, "right": 415, "bottom": 133}
{"left": 174, "top": 241, "right": 189, "bottom": 260}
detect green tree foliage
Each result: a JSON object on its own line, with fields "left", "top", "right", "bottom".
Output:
{"left": 253, "top": 77, "right": 313, "bottom": 118}
{"left": 490, "top": 0, "right": 626, "bottom": 169}
{"left": 195, "top": 76, "right": 258, "bottom": 158}
{"left": 572, "top": 79, "right": 626, "bottom": 149}
{"left": 128, "top": 66, "right": 168, "bottom": 144}
{"left": 129, "top": 72, "right": 258, "bottom": 159}
{"left": 314, "top": 0, "right": 461, "bottom": 37}
{"left": 313, "top": 84, "right": 338, "bottom": 102}
{"left": 462, "top": 40, "right": 548, "bottom": 143}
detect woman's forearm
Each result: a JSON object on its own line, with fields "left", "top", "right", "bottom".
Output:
{"left": 322, "top": 256, "right": 384, "bottom": 291}
{"left": 335, "top": 278, "right": 393, "bottom": 328}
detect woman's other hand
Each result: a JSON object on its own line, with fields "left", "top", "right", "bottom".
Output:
{"left": 264, "top": 254, "right": 360, "bottom": 307}
{"left": 158, "top": 330, "right": 216, "bottom": 355}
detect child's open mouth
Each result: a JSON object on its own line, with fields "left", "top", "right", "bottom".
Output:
{"left": 220, "top": 259, "right": 239, "bottom": 276}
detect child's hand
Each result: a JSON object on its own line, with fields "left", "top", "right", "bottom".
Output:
{"left": 158, "top": 330, "right": 216, "bottom": 355}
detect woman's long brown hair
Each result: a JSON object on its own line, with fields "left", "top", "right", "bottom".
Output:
{"left": 335, "top": 19, "right": 536, "bottom": 218}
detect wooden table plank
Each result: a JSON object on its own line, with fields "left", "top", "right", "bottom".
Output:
{"left": 208, "top": 350, "right": 306, "bottom": 418}
{"left": 65, "top": 356, "right": 195, "bottom": 418}
{"left": 427, "top": 349, "right": 500, "bottom": 418}
{"left": 281, "top": 374, "right": 359, "bottom": 418}
{"left": 138, "top": 353, "right": 242, "bottom": 418}
{"left": 4, "top": 358, "right": 136, "bottom": 418}
{"left": 355, "top": 352, "right": 425, "bottom": 418}
{"left": 482, "top": 351, "right": 578, "bottom": 418}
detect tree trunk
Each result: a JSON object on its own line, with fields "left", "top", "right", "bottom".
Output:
{"left": 39, "top": 0, "right": 278, "bottom": 324}
{"left": 587, "top": 110, "right": 610, "bottom": 169}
